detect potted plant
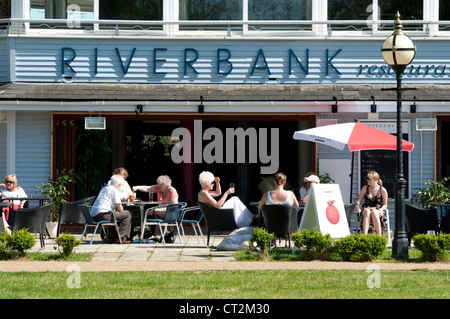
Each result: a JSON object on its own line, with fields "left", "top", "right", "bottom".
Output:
{"left": 36, "top": 174, "right": 73, "bottom": 237}
{"left": 405, "top": 177, "right": 450, "bottom": 244}
{"left": 412, "top": 177, "right": 450, "bottom": 208}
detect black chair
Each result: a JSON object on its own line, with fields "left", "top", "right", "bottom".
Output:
{"left": 57, "top": 196, "right": 96, "bottom": 236}
{"left": 11, "top": 203, "right": 53, "bottom": 248}
{"left": 198, "top": 201, "right": 237, "bottom": 247}
{"left": 405, "top": 203, "right": 440, "bottom": 245}
{"left": 261, "top": 204, "right": 298, "bottom": 248}
{"left": 435, "top": 204, "right": 450, "bottom": 234}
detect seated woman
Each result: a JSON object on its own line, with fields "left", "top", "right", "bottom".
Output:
{"left": 299, "top": 172, "right": 320, "bottom": 205}
{"left": 259, "top": 172, "right": 299, "bottom": 209}
{"left": 133, "top": 175, "right": 179, "bottom": 238}
{"left": 355, "top": 171, "right": 388, "bottom": 236}
{"left": 0, "top": 174, "right": 27, "bottom": 222}
{"left": 259, "top": 172, "right": 299, "bottom": 247}
{"left": 197, "top": 171, "right": 252, "bottom": 229}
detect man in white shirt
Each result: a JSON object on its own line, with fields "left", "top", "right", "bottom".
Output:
{"left": 91, "top": 174, "right": 132, "bottom": 244}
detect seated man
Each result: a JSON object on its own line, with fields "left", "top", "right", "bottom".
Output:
{"left": 91, "top": 174, "right": 132, "bottom": 244}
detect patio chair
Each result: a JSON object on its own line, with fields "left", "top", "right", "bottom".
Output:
{"left": 178, "top": 206, "right": 205, "bottom": 244}
{"left": 198, "top": 201, "right": 237, "bottom": 247}
{"left": 405, "top": 203, "right": 440, "bottom": 244}
{"left": 142, "top": 202, "right": 187, "bottom": 245}
{"left": 261, "top": 204, "right": 298, "bottom": 248}
{"left": 78, "top": 204, "right": 122, "bottom": 245}
{"left": 57, "top": 196, "right": 96, "bottom": 236}
{"left": 11, "top": 203, "right": 53, "bottom": 248}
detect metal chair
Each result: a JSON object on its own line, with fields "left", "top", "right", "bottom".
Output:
{"left": 142, "top": 202, "right": 187, "bottom": 245}
{"left": 178, "top": 206, "right": 205, "bottom": 244}
{"left": 57, "top": 196, "right": 96, "bottom": 236}
{"left": 78, "top": 204, "right": 122, "bottom": 245}
{"left": 12, "top": 203, "right": 53, "bottom": 248}
{"left": 198, "top": 201, "right": 237, "bottom": 247}
{"left": 357, "top": 208, "right": 391, "bottom": 243}
{"left": 261, "top": 204, "right": 298, "bottom": 248}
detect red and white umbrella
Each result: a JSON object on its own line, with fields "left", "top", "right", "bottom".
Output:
{"left": 293, "top": 122, "right": 414, "bottom": 152}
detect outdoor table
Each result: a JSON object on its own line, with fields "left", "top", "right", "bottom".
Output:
{"left": 122, "top": 200, "right": 160, "bottom": 243}
{"left": 1, "top": 196, "right": 50, "bottom": 206}
{"left": 0, "top": 202, "right": 13, "bottom": 209}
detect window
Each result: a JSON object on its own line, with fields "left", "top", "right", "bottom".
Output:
{"left": 328, "top": 0, "right": 372, "bottom": 31}
{"left": 30, "top": 0, "right": 93, "bottom": 29}
{"left": 248, "top": 0, "right": 311, "bottom": 20}
{"left": 179, "top": 0, "right": 242, "bottom": 20}
{"left": 179, "top": 0, "right": 242, "bottom": 31}
{"left": 99, "top": 0, "right": 163, "bottom": 21}
{"left": 248, "top": 0, "right": 312, "bottom": 31}
{"left": 30, "top": 0, "right": 94, "bottom": 19}
{"left": 440, "top": 0, "right": 450, "bottom": 31}
{"left": 378, "top": 0, "right": 422, "bottom": 31}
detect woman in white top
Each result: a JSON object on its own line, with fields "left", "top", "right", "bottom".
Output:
{"left": 259, "top": 172, "right": 299, "bottom": 209}
{"left": 197, "top": 171, "right": 253, "bottom": 229}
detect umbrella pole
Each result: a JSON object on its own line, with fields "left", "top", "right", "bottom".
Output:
{"left": 350, "top": 151, "right": 354, "bottom": 203}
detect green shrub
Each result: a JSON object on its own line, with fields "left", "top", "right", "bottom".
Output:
{"left": 0, "top": 232, "right": 9, "bottom": 255}
{"left": 291, "top": 229, "right": 333, "bottom": 260}
{"left": 8, "top": 228, "right": 36, "bottom": 256}
{"left": 412, "top": 233, "right": 450, "bottom": 262}
{"left": 248, "top": 227, "right": 275, "bottom": 260}
{"left": 334, "top": 234, "right": 387, "bottom": 262}
{"left": 55, "top": 233, "right": 82, "bottom": 258}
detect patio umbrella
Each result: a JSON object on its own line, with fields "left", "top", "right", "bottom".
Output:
{"left": 293, "top": 122, "right": 415, "bottom": 202}
{"left": 293, "top": 122, "right": 414, "bottom": 152}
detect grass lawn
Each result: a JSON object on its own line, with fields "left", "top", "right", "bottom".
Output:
{"left": 0, "top": 269, "right": 448, "bottom": 299}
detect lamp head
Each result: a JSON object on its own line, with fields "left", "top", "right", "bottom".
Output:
{"left": 381, "top": 12, "right": 416, "bottom": 74}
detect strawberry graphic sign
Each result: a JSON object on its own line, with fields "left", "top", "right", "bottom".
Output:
{"left": 298, "top": 184, "right": 350, "bottom": 239}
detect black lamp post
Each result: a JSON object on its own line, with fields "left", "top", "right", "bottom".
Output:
{"left": 381, "top": 12, "right": 416, "bottom": 259}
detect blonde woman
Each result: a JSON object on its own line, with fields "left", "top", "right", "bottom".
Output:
{"left": 198, "top": 171, "right": 253, "bottom": 228}
{"left": 355, "top": 171, "right": 388, "bottom": 235}
{"left": 0, "top": 174, "right": 27, "bottom": 221}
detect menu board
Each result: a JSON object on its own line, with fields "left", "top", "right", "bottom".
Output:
{"left": 359, "top": 121, "right": 410, "bottom": 199}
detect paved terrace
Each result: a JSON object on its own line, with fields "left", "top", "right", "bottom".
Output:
{"left": 1, "top": 230, "right": 449, "bottom": 272}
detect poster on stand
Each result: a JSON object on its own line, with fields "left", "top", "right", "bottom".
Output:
{"left": 299, "top": 184, "right": 350, "bottom": 239}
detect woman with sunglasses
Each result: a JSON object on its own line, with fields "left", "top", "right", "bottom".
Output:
{"left": 355, "top": 171, "right": 388, "bottom": 235}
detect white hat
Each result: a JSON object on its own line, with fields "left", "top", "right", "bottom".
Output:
{"left": 304, "top": 175, "right": 320, "bottom": 183}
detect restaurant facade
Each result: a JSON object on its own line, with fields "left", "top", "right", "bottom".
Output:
{"left": 1, "top": 0, "right": 450, "bottom": 227}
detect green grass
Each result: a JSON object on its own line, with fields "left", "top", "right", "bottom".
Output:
{"left": 0, "top": 269, "right": 448, "bottom": 299}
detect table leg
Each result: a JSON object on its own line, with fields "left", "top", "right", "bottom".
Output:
{"left": 140, "top": 204, "right": 145, "bottom": 243}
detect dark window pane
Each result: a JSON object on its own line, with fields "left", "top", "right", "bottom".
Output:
{"left": 328, "top": 0, "right": 372, "bottom": 20}
{"left": 99, "top": 0, "right": 163, "bottom": 20}
{"left": 248, "top": 0, "right": 312, "bottom": 20}
{"left": 179, "top": 0, "right": 242, "bottom": 20}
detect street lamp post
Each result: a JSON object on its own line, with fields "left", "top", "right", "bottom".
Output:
{"left": 381, "top": 12, "right": 416, "bottom": 259}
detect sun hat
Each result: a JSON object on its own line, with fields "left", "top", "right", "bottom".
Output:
{"left": 304, "top": 175, "right": 320, "bottom": 183}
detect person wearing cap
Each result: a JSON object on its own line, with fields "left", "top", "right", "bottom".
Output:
{"left": 300, "top": 172, "right": 320, "bottom": 205}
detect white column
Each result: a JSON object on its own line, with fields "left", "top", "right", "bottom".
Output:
{"left": 313, "top": 0, "right": 327, "bottom": 36}
{"left": 6, "top": 111, "right": 16, "bottom": 175}
{"left": 11, "top": 0, "right": 29, "bottom": 33}
{"left": 423, "top": 0, "right": 439, "bottom": 36}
